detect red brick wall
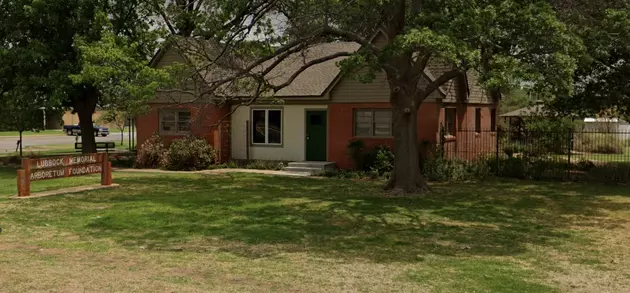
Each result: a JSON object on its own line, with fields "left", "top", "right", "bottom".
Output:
{"left": 440, "top": 104, "right": 498, "bottom": 160}
{"left": 328, "top": 102, "right": 441, "bottom": 169}
{"left": 136, "top": 104, "right": 231, "bottom": 162}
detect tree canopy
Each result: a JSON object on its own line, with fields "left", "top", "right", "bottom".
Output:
{"left": 547, "top": 1, "right": 630, "bottom": 117}
{"left": 0, "top": 0, "right": 166, "bottom": 152}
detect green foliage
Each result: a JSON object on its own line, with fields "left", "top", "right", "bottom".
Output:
{"left": 110, "top": 155, "right": 136, "bottom": 168}
{"left": 164, "top": 136, "right": 215, "bottom": 171}
{"left": 321, "top": 169, "right": 369, "bottom": 179}
{"left": 244, "top": 160, "right": 286, "bottom": 171}
{"left": 502, "top": 141, "right": 527, "bottom": 158}
{"left": 370, "top": 146, "right": 395, "bottom": 177}
{"left": 71, "top": 29, "right": 168, "bottom": 113}
{"left": 0, "top": 0, "right": 167, "bottom": 152}
{"left": 135, "top": 134, "right": 167, "bottom": 169}
{"left": 575, "top": 159, "right": 596, "bottom": 172}
{"left": 499, "top": 87, "right": 535, "bottom": 115}
{"left": 586, "top": 163, "right": 630, "bottom": 183}
{"left": 547, "top": 2, "right": 630, "bottom": 118}
{"left": 574, "top": 133, "right": 624, "bottom": 154}
{"left": 513, "top": 117, "right": 576, "bottom": 155}
{"left": 422, "top": 156, "right": 491, "bottom": 182}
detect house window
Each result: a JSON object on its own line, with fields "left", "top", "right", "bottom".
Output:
{"left": 252, "top": 109, "right": 282, "bottom": 145}
{"left": 160, "top": 109, "right": 191, "bottom": 134}
{"left": 475, "top": 108, "right": 481, "bottom": 132}
{"left": 491, "top": 108, "right": 497, "bottom": 131}
{"left": 354, "top": 109, "right": 393, "bottom": 137}
{"left": 445, "top": 108, "right": 456, "bottom": 135}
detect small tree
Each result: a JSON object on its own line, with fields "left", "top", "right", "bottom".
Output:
{"left": 99, "top": 110, "right": 127, "bottom": 146}
{"left": 0, "top": 94, "right": 45, "bottom": 156}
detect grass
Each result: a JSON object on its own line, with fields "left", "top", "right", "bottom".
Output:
{"left": 1, "top": 170, "right": 630, "bottom": 292}
{"left": 570, "top": 147, "right": 630, "bottom": 163}
{"left": 0, "top": 130, "right": 65, "bottom": 137}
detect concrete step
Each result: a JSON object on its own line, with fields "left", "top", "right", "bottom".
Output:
{"left": 287, "top": 161, "right": 336, "bottom": 170}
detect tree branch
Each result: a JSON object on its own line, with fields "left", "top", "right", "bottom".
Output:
{"left": 421, "top": 69, "right": 463, "bottom": 99}
{"left": 410, "top": 52, "right": 431, "bottom": 80}
{"left": 322, "top": 26, "right": 380, "bottom": 55}
{"left": 153, "top": 0, "right": 177, "bottom": 35}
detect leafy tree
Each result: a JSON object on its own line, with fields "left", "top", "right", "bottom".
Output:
{"left": 499, "top": 87, "right": 536, "bottom": 115}
{"left": 154, "top": 0, "right": 580, "bottom": 193}
{"left": 0, "top": 0, "right": 165, "bottom": 153}
{"left": 0, "top": 93, "right": 45, "bottom": 156}
{"left": 99, "top": 110, "right": 128, "bottom": 146}
{"left": 547, "top": 1, "right": 630, "bottom": 117}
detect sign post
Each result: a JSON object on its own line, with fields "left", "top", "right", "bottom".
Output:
{"left": 17, "top": 153, "right": 113, "bottom": 197}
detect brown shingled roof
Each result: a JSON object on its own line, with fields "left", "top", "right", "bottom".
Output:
{"left": 153, "top": 37, "right": 484, "bottom": 99}
{"left": 260, "top": 42, "right": 361, "bottom": 97}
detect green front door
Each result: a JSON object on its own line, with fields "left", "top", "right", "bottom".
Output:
{"left": 305, "top": 110, "right": 327, "bottom": 161}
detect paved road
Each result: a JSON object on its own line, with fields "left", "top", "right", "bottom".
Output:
{"left": 0, "top": 133, "right": 133, "bottom": 152}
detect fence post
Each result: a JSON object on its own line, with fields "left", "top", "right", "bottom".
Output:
{"left": 495, "top": 128, "right": 500, "bottom": 175}
{"left": 567, "top": 127, "right": 573, "bottom": 178}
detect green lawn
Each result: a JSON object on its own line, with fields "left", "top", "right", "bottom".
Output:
{"left": 1, "top": 169, "right": 630, "bottom": 292}
{"left": 0, "top": 130, "right": 65, "bottom": 137}
{"left": 571, "top": 147, "right": 630, "bottom": 163}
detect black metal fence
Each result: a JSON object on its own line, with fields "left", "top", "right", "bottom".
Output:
{"left": 439, "top": 128, "right": 630, "bottom": 183}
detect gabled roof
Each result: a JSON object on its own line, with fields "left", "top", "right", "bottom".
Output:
{"left": 260, "top": 42, "right": 360, "bottom": 97}
{"left": 150, "top": 33, "right": 462, "bottom": 99}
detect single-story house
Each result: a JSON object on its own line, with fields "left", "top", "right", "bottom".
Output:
{"left": 136, "top": 32, "right": 498, "bottom": 169}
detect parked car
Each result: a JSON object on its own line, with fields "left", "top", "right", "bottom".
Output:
{"left": 63, "top": 124, "right": 109, "bottom": 137}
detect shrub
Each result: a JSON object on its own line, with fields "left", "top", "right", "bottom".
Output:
{"left": 164, "top": 136, "right": 215, "bottom": 171}
{"left": 502, "top": 142, "right": 527, "bottom": 158}
{"left": 586, "top": 163, "right": 630, "bottom": 183}
{"left": 135, "top": 134, "right": 167, "bottom": 169}
{"left": 575, "top": 158, "right": 596, "bottom": 172}
{"left": 497, "top": 157, "right": 527, "bottom": 179}
{"left": 110, "top": 155, "right": 136, "bottom": 168}
{"left": 245, "top": 160, "right": 286, "bottom": 170}
{"left": 370, "top": 145, "right": 394, "bottom": 177}
{"left": 422, "top": 156, "right": 490, "bottom": 182}
{"left": 211, "top": 161, "right": 240, "bottom": 169}
{"left": 574, "top": 133, "right": 624, "bottom": 154}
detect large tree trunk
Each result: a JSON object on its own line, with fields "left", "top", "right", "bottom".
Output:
{"left": 385, "top": 91, "right": 431, "bottom": 194}
{"left": 75, "top": 89, "right": 99, "bottom": 154}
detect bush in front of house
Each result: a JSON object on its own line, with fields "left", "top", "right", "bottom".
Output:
{"left": 135, "top": 134, "right": 167, "bottom": 169}
{"left": 369, "top": 145, "right": 394, "bottom": 177}
{"left": 422, "top": 156, "right": 491, "bottom": 182}
{"left": 244, "top": 160, "right": 286, "bottom": 170}
{"left": 574, "top": 133, "right": 624, "bottom": 154}
{"left": 164, "top": 136, "right": 215, "bottom": 171}
{"left": 110, "top": 155, "right": 136, "bottom": 168}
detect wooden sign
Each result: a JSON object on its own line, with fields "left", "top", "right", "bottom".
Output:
{"left": 17, "top": 153, "right": 113, "bottom": 197}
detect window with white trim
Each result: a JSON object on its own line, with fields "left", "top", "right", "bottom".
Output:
{"left": 160, "top": 109, "right": 191, "bottom": 134}
{"left": 354, "top": 109, "right": 393, "bottom": 137}
{"left": 252, "top": 109, "right": 282, "bottom": 145}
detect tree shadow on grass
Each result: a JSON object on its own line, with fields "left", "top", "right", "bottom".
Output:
{"left": 75, "top": 173, "right": 630, "bottom": 263}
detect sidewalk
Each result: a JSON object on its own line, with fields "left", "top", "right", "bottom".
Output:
{"left": 114, "top": 168, "right": 312, "bottom": 177}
